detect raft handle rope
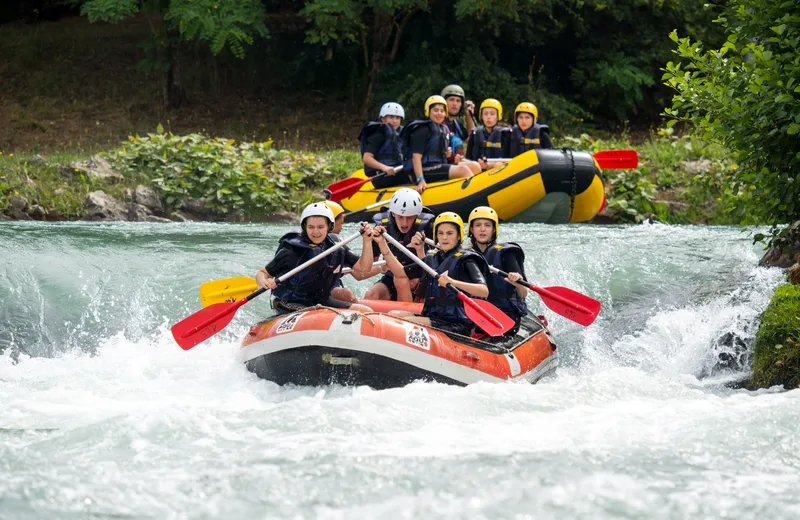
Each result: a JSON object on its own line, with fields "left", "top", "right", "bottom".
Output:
{"left": 563, "top": 147, "right": 578, "bottom": 221}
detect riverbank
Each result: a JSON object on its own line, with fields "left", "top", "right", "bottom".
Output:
{"left": 0, "top": 129, "right": 743, "bottom": 225}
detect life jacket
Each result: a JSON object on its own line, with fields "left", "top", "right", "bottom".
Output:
{"left": 477, "top": 242, "right": 528, "bottom": 319}
{"left": 401, "top": 120, "right": 448, "bottom": 170}
{"left": 372, "top": 207, "right": 435, "bottom": 276}
{"left": 510, "top": 123, "right": 550, "bottom": 155}
{"left": 358, "top": 122, "right": 403, "bottom": 176}
{"left": 420, "top": 247, "right": 488, "bottom": 327}
{"left": 271, "top": 232, "right": 347, "bottom": 306}
{"left": 469, "top": 125, "right": 509, "bottom": 159}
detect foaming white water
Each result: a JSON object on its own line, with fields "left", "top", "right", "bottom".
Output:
{"left": 1, "top": 221, "right": 798, "bottom": 519}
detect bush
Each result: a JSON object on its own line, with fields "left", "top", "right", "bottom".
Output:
{"left": 109, "top": 132, "right": 338, "bottom": 218}
{"left": 663, "top": 0, "right": 800, "bottom": 246}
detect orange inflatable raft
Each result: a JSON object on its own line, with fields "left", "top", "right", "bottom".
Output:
{"left": 240, "top": 300, "right": 558, "bottom": 388}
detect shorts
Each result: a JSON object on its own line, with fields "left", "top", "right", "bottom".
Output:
{"left": 421, "top": 164, "right": 452, "bottom": 183}
{"left": 370, "top": 170, "right": 409, "bottom": 189}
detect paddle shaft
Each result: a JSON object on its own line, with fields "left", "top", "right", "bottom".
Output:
{"left": 182, "top": 230, "right": 364, "bottom": 338}
{"left": 380, "top": 233, "right": 505, "bottom": 330}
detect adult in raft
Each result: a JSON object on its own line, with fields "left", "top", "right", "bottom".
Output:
{"left": 359, "top": 102, "right": 408, "bottom": 188}
{"left": 387, "top": 211, "right": 489, "bottom": 336}
{"left": 256, "top": 202, "right": 375, "bottom": 313}
{"left": 401, "top": 95, "right": 481, "bottom": 193}
{"left": 440, "top": 84, "right": 476, "bottom": 162}
{"left": 508, "top": 102, "right": 554, "bottom": 157}
{"left": 364, "top": 188, "right": 435, "bottom": 302}
{"left": 465, "top": 98, "right": 511, "bottom": 171}
{"left": 467, "top": 206, "right": 528, "bottom": 335}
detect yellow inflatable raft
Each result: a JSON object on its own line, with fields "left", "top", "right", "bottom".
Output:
{"left": 339, "top": 149, "right": 606, "bottom": 223}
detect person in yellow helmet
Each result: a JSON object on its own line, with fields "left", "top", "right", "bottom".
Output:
{"left": 467, "top": 206, "right": 528, "bottom": 334}
{"left": 465, "top": 99, "right": 511, "bottom": 170}
{"left": 400, "top": 95, "right": 481, "bottom": 193}
{"left": 387, "top": 211, "right": 489, "bottom": 335}
{"left": 322, "top": 200, "right": 346, "bottom": 235}
{"left": 321, "top": 200, "right": 360, "bottom": 303}
{"left": 509, "top": 102, "right": 554, "bottom": 157}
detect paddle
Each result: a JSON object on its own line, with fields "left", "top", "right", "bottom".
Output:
{"left": 592, "top": 149, "right": 638, "bottom": 169}
{"left": 326, "top": 166, "right": 404, "bottom": 202}
{"left": 345, "top": 199, "right": 389, "bottom": 217}
{"left": 423, "top": 238, "right": 600, "bottom": 326}
{"left": 381, "top": 233, "right": 514, "bottom": 336}
{"left": 199, "top": 261, "right": 388, "bottom": 307}
{"left": 172, "top": 230, "right": 364, "bottom": 350}
{"left": 488, "top": 266, "right": 600, "bottom": 326}
{"left": 489, "top": 149, "right": 638, "bottom": 170}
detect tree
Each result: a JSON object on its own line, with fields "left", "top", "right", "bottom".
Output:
{"left": 77, "top": 0, "right": 268, "bottom": 110}
{"left": 663, "top": 0, "right": 800, "bottom": 245}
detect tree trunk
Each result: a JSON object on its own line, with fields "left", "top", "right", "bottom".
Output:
{"left": 165, "top": 30, "right": 187, "bottom": 110}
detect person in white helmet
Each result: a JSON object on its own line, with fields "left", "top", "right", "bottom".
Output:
{"left": 256, "top": 202, "right": 375, "bottom": 313}
{"left": 363, "top": 188, "right": 435, "bottom": 302}
{"left": 358, "top": 102, "right": 409, "bottom": 189}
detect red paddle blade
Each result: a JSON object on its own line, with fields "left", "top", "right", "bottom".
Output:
{"left": 459, "top": 295, "right": 515, "bottom": 336}
{"left": 532, "top": 286, "right": 601, "bottom": 326}
{"left": 593, "top": 150, "right": 639, "bottom": 169}
{"left": 171, "top": 300, "right": 244, "bottom": 350}
{"left": 326, "top": 177, "right": 370, "bottom": 202}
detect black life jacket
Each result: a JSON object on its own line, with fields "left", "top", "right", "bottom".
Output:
{"left": 510, "top": 123, "right": 550, "bottom": 156}
{"left": 372, "top": 207, "right": 435, "bottom": 276}
{"left": 401, "top": 120, "right": 448, "bottom": 170}
{"left": 475, "top": 242, "right": 528, "bottom": 319}
{"left": 358, "top": 122, "right": 403, "bottom": 176}
{"left": 445, "top": 117, "right": 467, "bottom": 140}
{"left": 420, "top": 247, "right": 488, "bottom": 327}
{"left": 271, "top": 232, "right": 347, "bottom": 306}
{"left": 468, "top": 125, "right": 509, "bottom": 160}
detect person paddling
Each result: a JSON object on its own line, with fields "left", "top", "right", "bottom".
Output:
{"left": 364, "top": 188, "right": 434, "bottom": 302}
{"left": 387, "top": 212, "right": 489, "bottom": 336}
{"left": 256, "top": 202, "right": 375, "bottom": 313}
{"left": 322, "top": 200, "right": 359, "bottom": 303}
{"left": 467, "top": 206, "right": 528, "bottom": 334}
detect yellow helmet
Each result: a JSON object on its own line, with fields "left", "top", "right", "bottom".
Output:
{"left": 424, "top": 95, "right": 448, "bottom": 117}
{"left": 479, "top": 98, "right": 503, "bottom": 121}
{"left": 467, "top": 206, "right": 499, "bottom": 238}
{"left": 433, "top": 211, "right": 464, "bottom": 243}
{"left": 322, "top": 200, "right": 345, "bottom": 219}
{"left": 514, "top": 102, "right": 539, "bottom": 123}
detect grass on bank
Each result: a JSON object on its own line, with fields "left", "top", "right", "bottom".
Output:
{"left": 751, "top": 284, "right": 800, "bottom": 390}
{"left": 1, "top": 129, "right": 748, "bottom": 224}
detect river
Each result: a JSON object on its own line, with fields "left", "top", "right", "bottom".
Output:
{"left": 1, "top": 221, "right": 798, "bottom": 519}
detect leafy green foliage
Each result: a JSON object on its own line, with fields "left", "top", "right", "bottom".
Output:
{"left": 108, "top": 133, "right": 338, "bottom": 217}
{"left": 78, "top": 0, "right": 267, "bottom": 58}
{"left": 663, "top": 0, "right": 800, "bottom": 245}
{"left": 751, "top": 283, "right": 800, "bottom": 390}
{"left": 167, "top": 0, "right": 268, "bottom": 58}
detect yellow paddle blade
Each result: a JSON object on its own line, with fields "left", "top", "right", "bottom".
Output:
{"left": 199, "top": 276, "right": 258, "bottom": 307}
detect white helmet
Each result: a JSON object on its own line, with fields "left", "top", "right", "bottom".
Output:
{"left": 300, "top": 202, "right": 335, "bottom": 229}
{"left": 379, "top": 102, "right": 405, "bottom": 119}
{"left": 389, "top": 188, "right": 423, "bottom": 217}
